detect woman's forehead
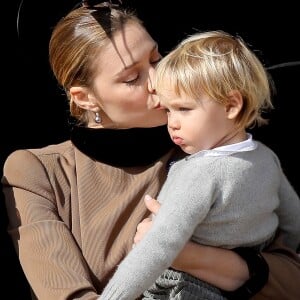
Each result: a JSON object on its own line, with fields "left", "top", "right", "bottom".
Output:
{"left": 98, "top": 22, "right": 155, "bottom": 75}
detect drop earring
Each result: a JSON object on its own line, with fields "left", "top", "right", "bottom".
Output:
{"left": 95, "top": 112, "right": 101, "bottom": 124}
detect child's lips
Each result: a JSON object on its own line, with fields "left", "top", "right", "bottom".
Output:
{"left": 172, "top": 136, "right": 183, "bottom": 145}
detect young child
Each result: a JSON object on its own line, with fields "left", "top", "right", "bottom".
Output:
{"left": 100, "top": 30, "right": 300, "bottom": 300}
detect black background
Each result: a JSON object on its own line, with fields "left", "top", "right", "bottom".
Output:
{"left": 2, "top": 1, "right": 299, "bottom": 297}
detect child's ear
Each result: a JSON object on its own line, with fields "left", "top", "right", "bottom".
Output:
{"left": 69, "top": 86, "right": 99, "bottom": 112}
{"left": 225, "top": 90, "right": 243, "bottom": 120}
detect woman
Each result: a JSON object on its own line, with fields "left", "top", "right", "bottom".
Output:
{"left": 3, "top": 1, "right": 299, "bottom": 299}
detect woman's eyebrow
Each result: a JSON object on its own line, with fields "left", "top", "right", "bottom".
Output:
{"left": 115, "top": 43, "right": 158, "bottom": 76}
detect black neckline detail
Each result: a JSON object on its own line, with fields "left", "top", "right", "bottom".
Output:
{"left": 71, "top": 125, "right": 174, "bottom": 167}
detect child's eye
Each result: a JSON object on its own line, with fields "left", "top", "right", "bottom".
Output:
{"left": 179, "top": 107, "right": 190, "bottom": 111}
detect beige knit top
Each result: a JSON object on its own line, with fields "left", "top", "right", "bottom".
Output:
{"left": 2, "top": 126, "right": 175, "bottom": 300}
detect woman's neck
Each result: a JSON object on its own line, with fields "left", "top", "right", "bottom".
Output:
{"left": 70, "top": 125, "right": 175, "bottom": 167}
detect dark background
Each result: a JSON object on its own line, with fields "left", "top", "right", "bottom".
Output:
{"left": 2, "top": 0, "right": 299, "bottom": 297}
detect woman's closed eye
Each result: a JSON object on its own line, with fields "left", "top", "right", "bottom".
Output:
{"left": 123, "top": 52, "right": 161, "bottom": 85}
{"left": 124, "top": 76, "right": 139, "bottom": 85}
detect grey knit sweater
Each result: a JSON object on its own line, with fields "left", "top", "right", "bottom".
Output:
{"left": 101, "top": 140, "right": 300, "bottom": 300}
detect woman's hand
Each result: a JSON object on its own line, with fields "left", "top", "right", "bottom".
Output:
{"left": 133, "top": 195, "right": 160, "bottom": 246}
{"left": 133, "top": 217, "right": 152, "bottom": 245}
{"left": 135, "top": 195, "right": 250, "bottom": 291}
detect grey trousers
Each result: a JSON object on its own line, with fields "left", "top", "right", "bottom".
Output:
{"left": 142, "top": 268, "right": 228, "bottom": 300}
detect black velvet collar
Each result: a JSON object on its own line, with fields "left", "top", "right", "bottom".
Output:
{"left": 71, "top": 125, "right": 175, "bottom": 167}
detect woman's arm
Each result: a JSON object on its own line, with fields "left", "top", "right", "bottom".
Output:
{"left": 138, "top": 196, "right": 300, "bottom": 299}
{"left": 172, "top": 241, "right": 249, "bottom": 291}
{"left": 135, "top": 196, "right": 249, "bottom": 291}
{"left": 252, "top": 232, "right": 300, "bottom": 300}
{"left": 2, "top": 150, "right": 99, "bottom": 299}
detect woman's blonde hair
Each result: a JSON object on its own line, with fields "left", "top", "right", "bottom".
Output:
{"left": 49, "top": 4, "right": 142, "bottom": 124}
{"left": 155, "top": 30, "right": 274, "bottom": 129}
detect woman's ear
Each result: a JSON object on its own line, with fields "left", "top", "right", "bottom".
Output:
{"left": 225, "top": 90, "right": 243, "bottom": 120}
{"left": 70, "top": 86, "right": 99, "bottom": 112}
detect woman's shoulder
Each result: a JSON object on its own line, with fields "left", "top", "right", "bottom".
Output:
{"left": 28, "top": 140, "right": 74, "bottom": 157}
{"left": 6, "top": 140, "right": 73, "bottom": 161}
{"left": 3, "top": 140, "right": 75, "bottom": 179}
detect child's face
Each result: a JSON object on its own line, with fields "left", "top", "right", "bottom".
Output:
{"left": 160, "top": 90, "right": 236, "bottom": 154}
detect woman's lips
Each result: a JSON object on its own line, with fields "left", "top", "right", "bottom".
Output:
{"left": 153, "top": 103, "right": 163, "bottom": 110}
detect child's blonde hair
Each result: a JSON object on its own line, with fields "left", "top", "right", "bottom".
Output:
{"left": 155, "top": 30, "right": 274, "bottom": 129}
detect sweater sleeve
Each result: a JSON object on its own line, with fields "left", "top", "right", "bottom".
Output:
{"left": 2, "top": 150, "right": 99, "bottom": 300}
{"left": 100, "top": 159, "right": 216, "bottom": 300}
